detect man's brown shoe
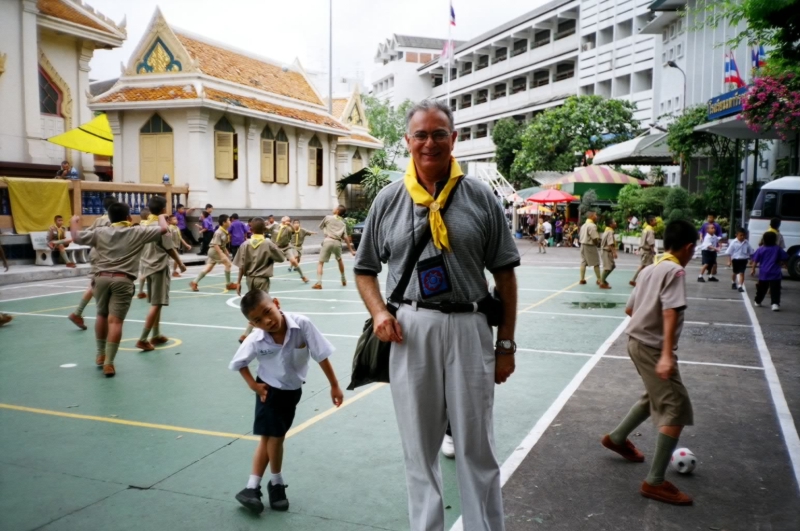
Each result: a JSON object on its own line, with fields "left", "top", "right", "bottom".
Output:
{"left": 0, "top": 314, "right": 13, "bottom": 326}
{"left": 629, "top": 281, "right": 636, "bottom": 287}
{"left": 137, "top": 292, "right": 147, "bottom": 299}
{"left": 150, "top": 336, "right": 169, "bottom": 346}
{"left": 66, "top": 262, "right": 77, "bottom": 268}
{"left": 579, "top": 280, "right": 587, "bottom": 285}
{"left": 599, "top": 283, "right": 611, "bottom": 290}
{"left": 68, "top": 313, "right": 87, "bottom": 330}
{"left": 226, "top": 283, "right": 239, "bottom": 291}
{"left": 136, "top": 340, "right": 155, "bottom": 352}
{"left": 312, "top": 283, "right": 322, "bottom": 290}
{"left": 103, "top": 364, "right": 116, "bottom": 377}
{"left": 640, "top": 481, "right": 692, "bottom": 506}
{"left": 95, "top": 354, "right": 105, "bottom": 367}
{"left": 189, "top": 281, "right": 199, "bottom": 292}
{"left": 601, "top": 434, "right": 645, "bottom": 462}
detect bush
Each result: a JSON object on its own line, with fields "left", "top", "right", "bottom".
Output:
{"left": 664, "top": 187, "right": 694, "bottom": 223}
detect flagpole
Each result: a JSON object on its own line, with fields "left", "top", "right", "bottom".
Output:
{"left": 328, "top": 0, "right": 333, "bottom": 114}
{"left": 446, "top": 1, "right": 452, "bottom": 111}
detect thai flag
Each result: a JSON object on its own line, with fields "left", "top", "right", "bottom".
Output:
{"left": 450, "top": 1, "right": 456, "bottom": 26}
{"left": 724, "top": 52, "right": 745, "bottom": 88}
{"left": 751, "top": 45, "right": 766, "bottom": 70}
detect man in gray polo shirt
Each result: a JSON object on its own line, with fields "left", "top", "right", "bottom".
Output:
{"left": 354, "top": 99, "right": 520, "bottom": 531}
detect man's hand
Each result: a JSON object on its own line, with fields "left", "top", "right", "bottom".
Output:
{"left": 184, "top": 243, "right": 192, "bottom": 251}
{"left": 252, "top": 382, "right": 269, "bottom": 402}
{"left": 373, "top": 309, "right": 402, "bottom": 343}
{"left": 330, "top": 384, "right": 344, "bottom": 407}
{"left": 656, "top": 353, "right": 675, "bottom": 380}
{"left": 350, "top": 249, "right": 356, "bottom": 257}
{"left": 179, "top": 262, "right": 187, "bottom": 273}
{"left": 236, "top": 284, "right": 242, "bottom": 296}
{"left": 47, "top": 242, "right": 55, "bottom": 250}
{"left": 495, "top": 352, "right": 515, "bottom": 384}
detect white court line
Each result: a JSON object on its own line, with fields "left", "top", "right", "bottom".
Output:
{"left": 521, "top": 310, "right": 625, "bottom": 320}
{"left": 0, "top": 280, "right": 89, "bottom": 291}
{"left": 0, "top": 290, "right": 85, "bottom": 303}
{"left": 519, "top": 288, "right": 744, "bottom": 303}
{"left": 449, "top": 316, "right": 631, "bottom": 531}
{"left": 517, "top": 348, "right": 592, "bottom": 357}
{"left": 603, "top": 355, "right": 764, "bottom": 371}
{"left": 170, "top": 291, "right": 364, "bottom": 303}
{"left": 684, "top": 321, "right": 752, "bottom": 328}
{"left": 742, "top": 294, "right": 800, "bottom": 489}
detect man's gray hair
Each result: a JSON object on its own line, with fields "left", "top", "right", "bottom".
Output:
{"left": 405, "top": 99, "right": 455, "bottom": 132}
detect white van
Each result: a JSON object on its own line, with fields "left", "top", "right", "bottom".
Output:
{"left": 749, "top": 176, "right": 800, "bottom": 280}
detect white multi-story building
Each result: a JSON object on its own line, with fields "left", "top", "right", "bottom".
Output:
{"left": 371, "top": 35, "right": 456, "bottom": 108}
{"left": 577, "top": 0, "right": 657, "bottom": 123}
{"left": 418, "top": 0, "right": 581, "bottom": 163}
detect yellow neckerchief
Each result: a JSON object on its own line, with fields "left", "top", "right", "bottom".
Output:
{"left": 219, "top": 226, "right": 229, "bottom": 236}
{"left": 168, "top": 225, "right": 179, "bottom": 232}
{"left": 250, "top": 233, "right": 266, "bottom": 249}
{"left": 276, "top": 224, "right": 290, "bottom": 244}
{"left": 604, "top": 227, "right": 614, "bottom": 233}
{"left": 654, "top": 252, "right": 681, "bottom": 266}
{"left": 55, "top": 226, "right": 65, "bottom": 239}
{"left": 111, "top": 221, "right": 132, "bottom": 228}
{"left": 586, "top": 218, "right": 595, "bottom": 225}
{"left": 294, "top": 228, "right": 303, "bottom": 246}
{"left": 642, "top": 223, "right": 653, "bottom": 232}
{"left": 141, "top": 214, "right": 159, "bottom": 226}
{"left": 767, "top": 227, "right": 779, "bottom": 234}
{"left": 403, "top": 157, "right": 463, "bottom": 251}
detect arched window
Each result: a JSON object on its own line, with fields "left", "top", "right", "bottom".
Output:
{"left": 39, "top": 69, "right": 62, "bottom": 116}
{"left": 351, "top": 148, "right": 365, "bottom": 173}
{"left": 275, "top": 129, "right": 289, "bottom": 184}
{"left": 139, "top": 113, "right": 174, "bottom": 184}
{"left": 260, "top": 126, "right": 275, "bottom": 183}
{"left": 39, "top": 68, "right": 66, "bottom": 161}
{"left": 214, "top": 117, "right": 237, "bottom": 180}
{"left": 308, "top": 135, "right": 324, "bottom": 187}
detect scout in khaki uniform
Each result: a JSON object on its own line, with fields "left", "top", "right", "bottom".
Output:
{"left": 578, "top": 211, "right": 602, "bottom": 285}
{"left": 630, "top": 215, "right": 657, "bottom": 287}
{"left": 136, "top": 197, "right": 187, "bottom": 352}
{"left": 68, "top": 196, "right": 115, "bottom": 330}
{"left": 313, "top": 205, "right": 355, "bottom": 290}
{"left": 70, "top": 202, "right": 168, "bottom": 377}
{"left": 601, "top": 219, "right": 698, "bottom": 506}
{"left": 169, "top": 214, "right": 192, "bottom": 277}
{"left": 190, "top": 214, "right": 238, "bottom": 292}
{"left": 47, "top": 215, "right": 75, "bottom": 268}
{"left": 599, "top": 218, "right": 618, "bottom": 289}
{"left": 234, "top": 218, "right": 286, "bottom": 342}
{"left": 272, "top": 217, "right": 309, "bottom": 282}
{"left": 136, "top": 207, "right": 152, "bottom": 298}
{"left": 291, "top": 220, "right": 316, "bottom": 266}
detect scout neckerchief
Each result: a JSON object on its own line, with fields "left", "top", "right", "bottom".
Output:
{"left": 250, "top": 233, "right": 267, "bottom": 249}
{"left": 294, "top": 228, "right": 303, "bottom": 247}
{"left": 654, "top": 252, "right": 681, "bottom": 266}
{"left": 55, "top": 226, "right": 65, "bottom": 240}
{"left": 767, "top": 227, "right": 780, "bottom": 235}
{"left": 276, "top": 224, "right": 291, "bottom": 246}
{"left": 642, "top": 223, "right": 653, "bottom": 232}
{"left": 142, "top": 214, "right": 159, "bottom": 226}
{"left": 586, "top": 218, "right": 595, "bottom": 224}
{"left": 603, "top": 226, "right": 615, "bottom": 250}
{"left": 111, "top": 221, "right": 132, "bottom": 228}
{"left": 403, "top": 157, "right": 463, "bottom": 251}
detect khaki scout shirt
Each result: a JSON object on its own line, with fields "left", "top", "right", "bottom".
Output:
{"left": 320, "top": 215, "right": 347, "bottom": 241}
{"left": 74, "top": 225, "right": 163, "bottom": 278}
{"left": 170, "top": 225, "right": 182, "bottom": 248}
{"left": 48, "top": 225, "right": 67, "bottom": 243}
{"left": 265, "top": 222, "right": 278, "bottom": 240}
{"left": 640, "top": 226, "right": 656, "bottom": 252}
{"left": 139, "top": 219, "right": 175, "bottom": 276}
{"left": 272, "top": 224, "right": 293, "bottom": 250}
{"left": 90, "top": 215, "right": 111, "bottom": 229}
{"left": 234, "top": 236, "right": 285, "bottom": 278}
{"left": 625, "top": 260, "right": 687, "bottom": 350}
{"left": 579, "top": 220, "right": 600, "bottom": 246}
{"left": 600, "top": 228, "right": 616, "bottom": 251}
{"left": 207, "top": 228, "right": 230, "bottom": 261}
{"left": 292, "top": 228, "right": 312, "bottom": 248}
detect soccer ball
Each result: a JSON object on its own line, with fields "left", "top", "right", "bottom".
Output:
{"left": 671, "top": 448, "right": 697, "bottom": 474}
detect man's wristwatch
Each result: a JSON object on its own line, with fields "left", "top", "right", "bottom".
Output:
{"left": 495, "top": 339, "right": 516, "bottom": 354}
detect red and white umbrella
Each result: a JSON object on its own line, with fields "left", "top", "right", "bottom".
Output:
{"left": 526, "top": 189, "right": 577, "bottom": 204}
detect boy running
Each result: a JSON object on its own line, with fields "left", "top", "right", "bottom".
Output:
{"left": 290, "top": 220, "right": 315, "bottom": 270}
{"left": 70, "top": 203, "right": 168, "bottom": 377}
{"left": 726, "top": 227, "right": 754, "bottom": 292}
{"left": 136, "top": 207, "right": 151, "bottom": 299}
{"left": 190, "top": 214, "right": 237, "bottom": 292}
{"left": 578, "top": 211, "right": 601, "bottom": 285}
{"left": 599, "top": 218, "right": 618, "bottom": 289}
{"left": 272, "top": 217, "right": 309, "bottom": 283}
{"left": 312, "top": 206, "right": 355, "bottom": 290}
{"left": 601, "top": 219, "right": 698, "bottom": 506}
{"left": 751, "top": 231, "right": 789, "bottom": 311}
{"left": 169, "top": 214, "right": 192, "bottom": 277}
{"left": 136, "top": 196, "right": 187, "bottom": 351}
{"left": 47, "top": 215, "right": 75, "bottom": 268}
{"left": 234, "top": 218, "right": 286, "bottom": 342}
{"left": 697, "top": 224, "right": 720, "bottom": 282}
{"left": 230, "top": 290, "right": 343, "bottom": 514}
{"left": 629, "top": 215, "right": 656, "bottom": 286}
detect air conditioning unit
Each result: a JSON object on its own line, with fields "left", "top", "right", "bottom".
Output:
{"left": 582, "top": 42, "right": 594, "bottom": 51}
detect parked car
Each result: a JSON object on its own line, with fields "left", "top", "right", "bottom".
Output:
{"left": 351, "top": 221, "right": 365, "bottom": 250}
{"left": 749, "top": 176, "right": 800, "bottom": 279}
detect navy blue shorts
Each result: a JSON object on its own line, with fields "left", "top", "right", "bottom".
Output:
{"left": 253, "top": 377, "right": 302, "bottom": 438}
{"left": 731, "top": 259, "right": 748, "bottom": 274}
{"left": 701, "top": 250, "right": 717, "bottom": 266}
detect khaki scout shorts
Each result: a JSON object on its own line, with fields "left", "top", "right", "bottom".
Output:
{"left": 246, "top": 276, "right": 270, "bottom": 293}
{"left": 628, "top": 337, "right": 694, "bottom": 427}
{"left": 280, "top": 247, "right": 298, "bottom": 261}
{"left": 206, "top": 248, "right": 230, "bottom": 266}
{"left": 93, "top": 275, "right": 135, "bottom": 319}
{"left": 580, "top": 244, "right": 600, "bottom": 268}
{"left": 601, "top": 251, "right": 616, "bottom": 272}
{"left": 293, "top": 246, "right": 303, "bottom": 260}
{"left": 640, "top": 250, "right": 655, "bottom": 266}
{"left": 146, "top": 268, "right": 171, "bottom": 306}
{"left": 319, "top": 239, "right": 342, "bottom": 263}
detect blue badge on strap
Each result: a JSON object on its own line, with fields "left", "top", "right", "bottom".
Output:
{"left": 417, "top": 254, "right": 452, "bottom": 299}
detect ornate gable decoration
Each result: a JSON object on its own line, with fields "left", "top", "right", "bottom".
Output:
{"left": 136, "top": 37, "right": 182, "bottom": 74}
{"left": 348, "top": 104, "right": 364, "bottom": 126}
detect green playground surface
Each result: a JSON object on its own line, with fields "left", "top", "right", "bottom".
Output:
{"left": 0, "top": 261, "right": 642, "bottom": 530}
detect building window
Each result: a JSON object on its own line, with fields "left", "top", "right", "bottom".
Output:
{"left": 214, "top": 116, "right": 237, "bottom": 180}
{"left": 450, "top": 67, "right": 458, "bottom": 80}
{"left": 476, "top": 55, "right": 489, "bottom": 70}
{"left": 669, "top": 23, "right": 676, "bottom": 39}
{"left": 397, "top": 51, "right": 404, "bottom": 60}
{"left": 494, "top": 47, "right": 507, "bottom": 63}
{"left": 475, "top": 124, "right": 488, "bottom": 139}
{"left": 461, "top": 94, "right": 472, "bottom": 109}
{"left": 511, "top": 76, "right": 527, "bottom": 94}
{"left": 461, "top": 61, "right": 473, "bottom": 75}
{"left": 533, "top": 30, "right": 551, "bottom": 49}
{"left": 351, "top": 148, "right": 364, "bottom": 173}
{"left": 433, "top": 75, "right": 443, "bottom": 88}
{"left": 555, "top": 63, "right": 575, "bottom": 81}
{"left": 260, "top": 126, "right": 275, "bottom": 183}
{"left": 476, "top": 89, "right": 489, "bottom": 104}
{"left": 677, "top": 19, "right": 684, "bottom": 34}
{"left": 420, "top": 53, "right": 432, "bottom": 63}
{"left": 492, "top": 83, "right": 507, "bottom": 99}
{"left": 662, "top": 51, "right": 668, "bottom": 65}
{"left": 555, "top": 19, "right": 576, "bottom": 40}
{"left": 307, "top": 135, "right": 324, "bottom": 187}
{"left": 38, "top": 69, "right": 62, "bottom": 115}
{"left": 512, "top": 39, "right": 528, "bottom": 57}
{"left": 677, "top": 43, "right": 683, "bottom": 58}
{"left": 140, "top": 114, "right": 173, "bottom": 133}
{"left": 275, "top": 129, "right": 289, "bottom": 184}
{"left": 460, "top": 128, "right": 471, "bottom": 141}
{"left": 140, "top": 114, "right": 174, "bottom": 185}
{"left": 662, "top": 29, "right": 669, "bottom": 43}
{"left": 406, "top": 52, "right": 419, "bottom": 63}
{"left": 669, "top": 47, "right": 675, "bottom": 61}
{"left": 533, "top": 70, "right": 550, "bottom": 87}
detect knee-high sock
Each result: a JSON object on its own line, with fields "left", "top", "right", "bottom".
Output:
{"left": 75, "top": 297, "right": 90, "bottom": 317}
{"left": 295, "top": 266, "right": 304, "bottom": 278}
{"left": 646, "top": 433, "right": 679, "bottom": 486}
{"left": 96, "top": 339, "right": 106, "bottom": 357}
{"left": 59, "top": 249, "right": 70, "bottom": 264}
{"left": 139, "top": 327, "right": 151, "bottom": 342}
{"left": 593, "top": 265, "right": 601, "bottom": 280}
{"left": 194, "top": 270, "right": 207, "bottom": 284}
{"left": 225, "top": 270, "right": 231, "bottom": 284}
{"left": 151, "top": 323, "right": 160, "bottom": 338}
{"left": 243, "top": 323, "right": 253, "bottom": 336}
{"left": 609, "top": 402, "right": 650, "bottom": 445}
{"left": 580, "top": 264, "right": 587, "bottom": 280}
{"left": 601, "top": 269, "right": 611, "bottom": 283}
{"left": 105, "top": 342, "right": 120, "bottom": 365}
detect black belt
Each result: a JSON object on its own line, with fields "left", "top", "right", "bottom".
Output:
{"left": 401, "top": 299, "right": 479, "bottom": 314}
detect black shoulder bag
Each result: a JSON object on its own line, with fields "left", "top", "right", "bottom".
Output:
{"left": 346, "top": 179, "right": 462, "bottom": 390}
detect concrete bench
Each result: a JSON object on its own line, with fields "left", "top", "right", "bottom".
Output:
{"left": 30, "top": 231, "right": 91, "bottom": 266}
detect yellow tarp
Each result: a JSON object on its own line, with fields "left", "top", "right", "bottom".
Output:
{"left": 48, "top": 113, "right": 114, "bottom": 157}
{"left": 2, "top": 177, "right": 72, "bottom": 234}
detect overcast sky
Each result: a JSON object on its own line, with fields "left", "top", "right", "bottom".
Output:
{"left": 88, "top": 0, "right": 548, "bottom": 87}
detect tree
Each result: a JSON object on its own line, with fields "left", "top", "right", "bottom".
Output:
{"left": 491, "top": 118, "right": 524, "bottom": 181}
{"left": 648, "top": 166, "right": 667, "bottom": 187}
{"left": 513, "top": 96, "right": 641, "bottom": 179}
{"left": 360, "top": 166, "right": 391, "bottom": 208}
{"left": 579, "top": 189, "right": 598, "bottom": 222}
{"left": 362, "top": 96, "right": 414, "bottom": 170}
{"left": 663, "top": 187, "right": 694, "bottom": 223}
{"left": 613, "top": 165, "right": 647, "bottom": 181}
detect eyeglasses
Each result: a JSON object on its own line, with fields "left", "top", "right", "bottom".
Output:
{"left": 410, "top": 130, "right": 452, "bottom": 143}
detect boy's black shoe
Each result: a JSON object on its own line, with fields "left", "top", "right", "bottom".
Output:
{"left": 738, "top": 287, "right": 745, "bottom": 293}
{"left": 267, "top": 481, "right": 289, "bottom": 511}
{"left": 697, "top": 277, "right": 705, "bottom": 283}
{"left": 235, "top": 487, "right": 264, "bottom": 514}
{"left": 708, "top": 276, "right": 719, "bottom": 282}
{"left": 731, "top": 282, "right": 737, "bottom": 289}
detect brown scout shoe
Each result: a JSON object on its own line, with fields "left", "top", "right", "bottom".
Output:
{"left": 66, "top": 262, "right": 77, "bottom": 268}
{"left": 226, "top": 283, "right": 239, "bottom": 291}
{"left": 301, "top": 277, "right": 309, "bottom": 284}
{"left": 640, "top": 480, "right": 693, "bottom": 506}
{"left": 342, "top": 279, "right": 347, "bottom": 286}
{"left": 189, "top": 281, "right": 199, "bottom": 292}
{"left": 579, "top": 280, "right": 587, "bottom": 285}
{"left": 137, "top": 292, "right": 148, "bottom": 299}
{"left": 599, "top": 283, "right": 612, "bottom": 290}
{"left": 0, "top": 314, "right": 13, "bottom": 327}
{"left": 312, "top": 283, "right": 322, "bottom": 290}
{"left": 601, "top": 434, "right": 645, "bottom": 462}
{"left": 629, "top": 281, "right": 636, "bottom": 287}
{"left": 103, "top": 364, "right": 116, "bottom": 377}
{"left": 172, "top": 271, "right": 181, "bottom": 278}
{"left": 136, "top": 340, "right": 155, "bottom": 352}
{"left": 150, "top": 336, "right": 169, "bottom": 346}
{"left": 95, "top": 354, "right": 105, "bottom": 367}
{"left": 68, "top": 313, "right": 87, "bottom": 330}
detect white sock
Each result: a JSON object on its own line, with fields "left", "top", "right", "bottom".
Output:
{"left": 270, "top": 472, "right": 285, "bottom": 486}
{"left": 247, "top": 474, "right": 261, "bottom": 489}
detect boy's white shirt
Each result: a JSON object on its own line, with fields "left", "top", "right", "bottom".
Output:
{"left": 700, "top": 233, "right": 719, "bottom": 252}
{"left": 229, "top": 312, "right": 335, "bottom": 390}
{"left": 543, "top": 221, "right": 552, "bottom": 233}
{"left": 726, "top": 239, "right": 754, "bottom": 260}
